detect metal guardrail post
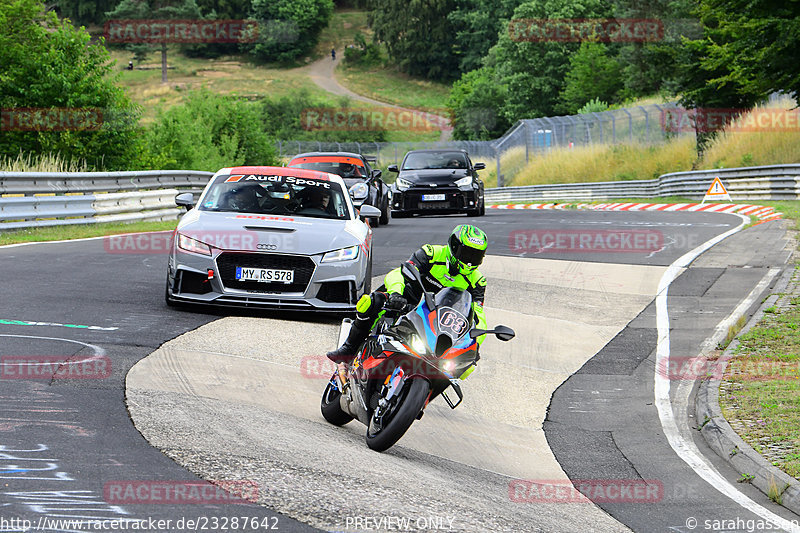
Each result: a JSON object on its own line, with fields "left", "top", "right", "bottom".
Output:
{"left": 622, "top": 108, "right": 632, "bottom": 142}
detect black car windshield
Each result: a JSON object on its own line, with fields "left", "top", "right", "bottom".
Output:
{"left": 402, "top": 152, "right": 467, "bottom": 170}
{"left": 198, "top": 174, "right": 350, "bottom": 220}
{"left": 291, "top": 161, "right": 367, "bottom": 179}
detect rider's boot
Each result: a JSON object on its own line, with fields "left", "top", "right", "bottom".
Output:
{"left": 326, "top": 317, "right": 371, "bottom": 363}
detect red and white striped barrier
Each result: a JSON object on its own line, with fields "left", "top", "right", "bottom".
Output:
{"left": 489, "top": 202, "right": 782, "bottom": 222}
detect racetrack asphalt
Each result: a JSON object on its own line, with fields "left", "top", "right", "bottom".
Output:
{"left": 0, "top": 209, "right": 791, "bottom": 532}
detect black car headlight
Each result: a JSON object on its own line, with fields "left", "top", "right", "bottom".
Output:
{"left": 349, "top": 182, "right": 369, "bottom": 200}
{"left": 395, "top": 178, "right": 412, "bottom": 191}
{"left": 455, "top": 176, "right": 473, "bottom": 190}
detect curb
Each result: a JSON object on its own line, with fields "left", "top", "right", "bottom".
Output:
{"left": 695, "top": 253, "right": 800, "bottom": 510}
{"left": 488, "top": 202, "right": 782, "bottom": 221}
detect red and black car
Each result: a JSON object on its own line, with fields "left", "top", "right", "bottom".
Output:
{"left": 288, "top": 152, "right": 391, "bottom": 226}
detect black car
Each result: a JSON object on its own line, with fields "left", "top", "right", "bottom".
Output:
{"left": 388, "top": 149, "right": 486, "bottom": 217}
{"left": 288, "top": 152, "right": 391, "bottom": 226}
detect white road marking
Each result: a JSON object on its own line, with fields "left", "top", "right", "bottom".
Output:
{"left": 654, "top": 215, "right": 799, "bottom": 532}
{"left": 0, "top": 335, "right": 105, "bottom": 356}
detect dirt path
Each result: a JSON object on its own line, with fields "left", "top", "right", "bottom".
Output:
{"left": 304, "top": 55, "right": 452, "bottom": 142}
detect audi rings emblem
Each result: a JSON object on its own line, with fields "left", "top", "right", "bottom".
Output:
{"left": 257, "top": 243, "right": 278, "bottom": 250}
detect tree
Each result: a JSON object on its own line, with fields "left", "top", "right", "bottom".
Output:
{"left": 447, "top": 0, "right": 523, "bottom": 74}
{"left": 368, "top": 0, "right": 457, "bottom": 80}
{"left": 248, "top": 0, "right": 333, "bottom": 63}
{"left": 674, "top": 2, "right": 769, "bottom": 155}
{"left": 558, "top": 42, "right": 623, "bottom": 115}
{"left": 696, "top": 0, "right": 799, "bottom": 102}
{"left": 145, "top": 89, "right": 278, "bottom": 170}
{"left": 447, "top": 66, "right": 510, "bottom": 140}
{"left": 0, "top": 0, "right": 142, "bottom": 170}
{"left": 55, "top": 0, "right": 123, "bottom": 26}
{"left": 492, "top": 0, "right": 612, "bottom": 121}
{"left": 105, "top": 0, "right": 204, "bottom": 83}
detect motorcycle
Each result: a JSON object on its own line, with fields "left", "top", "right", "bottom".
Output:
{"left": 320, "top": 262, "right": 515, "bottom": 452}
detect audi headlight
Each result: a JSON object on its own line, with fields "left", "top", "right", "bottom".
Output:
{"left": 177, "top": 233, "right": 212, "bottom": 256}
{"left": 349, "top": 182, "right": 369, "bottom": 199}
{"left": 455, "top": 176, "right": 473, "bottom": 189}
{"left": 395, "top": 178, "right": 412, "bottom": 191}
{"left": 321, "top": 245, "right": 359, "bottom": 263}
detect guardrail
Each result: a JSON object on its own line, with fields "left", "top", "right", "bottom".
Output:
{"left": 0, "top": 165, "right": 795, "bottom": 230}
{"left": 0, "top": 170, "right": 212, "bottom": 230}
{"left": 484, "top": 164, "right": 800, "bottom": 203}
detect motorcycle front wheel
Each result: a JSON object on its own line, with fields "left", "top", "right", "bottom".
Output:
{"left": 365, "top": 378, "right": 430, "bottom": 452}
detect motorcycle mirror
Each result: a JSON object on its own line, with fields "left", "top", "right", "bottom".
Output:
{"left": 469, "top": 328, "right": 487, "bottom": 339}
{"left": 494, "top": 325, "right": 515, "bottom": 341}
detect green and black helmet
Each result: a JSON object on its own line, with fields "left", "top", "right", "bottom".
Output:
{"left": 447, "top": 224, "right": 488, "bottom": 275}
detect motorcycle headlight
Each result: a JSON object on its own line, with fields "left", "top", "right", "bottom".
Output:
{"left": 395, "top": 178, "right": 412, "bottom": 191}
{"left": 455, "top": 176, "right": 473, "bottom": 189}
{"left": 409, "top": 334, "right": 427, "bottom": 355}
{"left": 349, "top": 182, "right": 369, "bottom": 199}
{"left": 321, "top": 245, "right": 359, "bottom": 263}
{"left": 177, "top": 233, "right": 212, "bottom": 256}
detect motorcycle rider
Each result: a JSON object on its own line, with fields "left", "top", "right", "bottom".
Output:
{"left": 327, "top": 224, "right": 489, "bottom": 369}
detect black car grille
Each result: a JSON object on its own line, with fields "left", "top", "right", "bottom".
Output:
{"left": 176, "top": 270, "right": 212, "bottom": 295}
{"left": 317, "top": 281, "right": 354, "bottom": 304}
{"left": 402, "top": 187, "right": 464, "bottom": 210}
{"left": 216, "top": 252, "right": 315, "bottom": 293}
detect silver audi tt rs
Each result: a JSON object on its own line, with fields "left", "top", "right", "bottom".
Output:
{"left": 165, "top": 166, "right": 380, "bottom": 311}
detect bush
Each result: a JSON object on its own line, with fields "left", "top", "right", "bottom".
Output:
{"left": 248, "top": 0, "right": 334, "bottom": 62}
{"left": 261, "top": 90, "right": 388, "bottom": 142}
{"left": 0, "top": 0, "right": 143, "bottom": 170}
{"left": 447, "top": 67, "right": 510, "bottom": 140}
{"left": 144, "top": 89, "right": 278, "bottom": 171}
{"left": 343, "top": 32, "right": 381, "bottom": 66}
{"left": 577, "top": 98, "right": 609, "bottom": 114}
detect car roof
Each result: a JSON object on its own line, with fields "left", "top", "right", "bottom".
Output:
{"left": 214, "top": 165, "right": 345, "bottom": 187}
{"left": 403, "top": 149, "right": 469, "bottom": 155}
{"left": 290, "top": 151, "right": 366, "bottom": 160}
{"left": 288, "top": 154, "right": 367, "bottom": 167}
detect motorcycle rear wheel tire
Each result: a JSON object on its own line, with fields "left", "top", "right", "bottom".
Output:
{"left": 321, "top": 382, "right": 354, "bottom": 426}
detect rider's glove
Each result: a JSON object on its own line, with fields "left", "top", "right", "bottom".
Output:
{"left": 385, "top": 292, "right": 408, "bottom": 311}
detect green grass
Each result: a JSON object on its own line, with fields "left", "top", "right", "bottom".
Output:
{"left": 718, "top": 237, "right": 800, "bottom": 479}
{"left": 109, "top": 48, "right": 340, "bottom": 124}
{"left": 314, "top": 10, "right": 371, "bottom": 59}
{"left": 0, "top": 220, "right": 178, "bottom": 246}
{"left": 337, "top": 63, "right": 452, "bottom": 113}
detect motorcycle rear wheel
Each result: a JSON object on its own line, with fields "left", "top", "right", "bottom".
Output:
{"left": 321, "top": 381, "right": 354, "bottom": 426}
{"left": 365, "top": 378, "right": 430, "bottom": 452}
